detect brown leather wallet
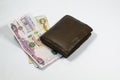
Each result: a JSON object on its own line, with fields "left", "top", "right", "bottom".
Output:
{"left": 40, "top": 15, "right": 93, "bottom": 58}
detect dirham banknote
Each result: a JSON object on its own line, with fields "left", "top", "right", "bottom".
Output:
{"left": 28, "top": 16, "right": 51, "bottom": 64}
{"left": 9, "top": 15, "right": 62, "bottom": 68}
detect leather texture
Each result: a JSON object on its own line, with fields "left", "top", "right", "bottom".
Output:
{"left": 40, "top": 15, "right": 93, "bottom": 58}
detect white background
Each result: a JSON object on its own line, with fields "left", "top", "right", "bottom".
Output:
{"left": 0, "top": 0, "right": 120, "bottom": 80}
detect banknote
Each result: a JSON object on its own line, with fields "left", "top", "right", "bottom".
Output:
{"left": 28, "top": 16, "right": 50, "bottom": 64}
{"left": 29, "top": 16, "right": 55, "bottom": 64}
{"left": 27, "top": 16, "right": 50, "bottom": 64}
{"left": 35, "top": 16, "right": 50, "bottom": 33}
{"left": 9, "top": 15, "right": 62, "bottom": 68}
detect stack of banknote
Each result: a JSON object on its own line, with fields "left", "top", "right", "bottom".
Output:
{"left": 9, "top": 15, "right": 62, "bottom": 68}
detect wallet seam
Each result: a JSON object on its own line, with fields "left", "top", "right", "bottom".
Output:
{"left": 68, "top": 31, "right": 91, "bottom": 52}
{"left": 41, "top": 36, "right": 69, "bottom": 55}
{"left": 67, "top": 33, "right": 92, "bottom": 57}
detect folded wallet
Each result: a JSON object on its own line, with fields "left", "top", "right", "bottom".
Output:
{"left": 40, "top": 15, "right": 93, "bottom": 58}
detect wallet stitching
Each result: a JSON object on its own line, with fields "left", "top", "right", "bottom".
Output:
{"left": 68, "top": 33, "right": 91, "bottom": 55}
{"left": 68, "top": 32, "right": 88, "bottom": 51}
{"left": 41, "top": 28, "right": 92, "bottom": 57}
{"left": 42, "top": 36, "right": 69, "bottom": 55}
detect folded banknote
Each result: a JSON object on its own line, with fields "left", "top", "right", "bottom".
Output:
{"left": 9, "top": 15, "right": 62, "bottom": 68}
